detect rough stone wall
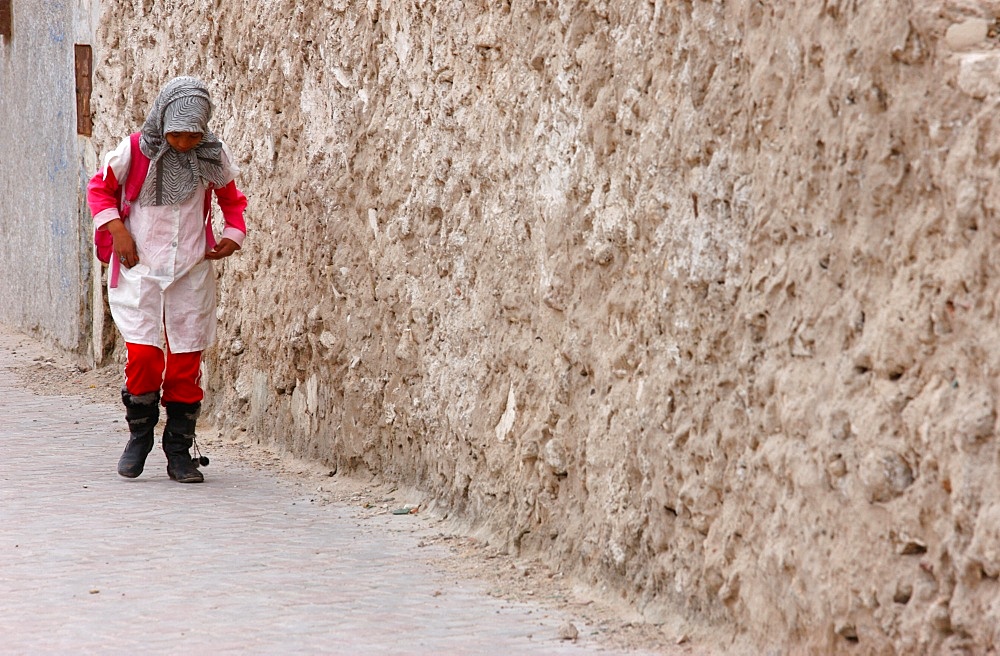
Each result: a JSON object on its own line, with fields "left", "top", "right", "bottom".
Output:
{"left": 0, "top": 0, "right": 97, "bottom": 353}
{"left": 91, "top": 1, "right": 1000, "bottom": 652}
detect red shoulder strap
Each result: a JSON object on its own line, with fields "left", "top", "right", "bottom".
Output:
{"left": 109, "top": 133, "right": 152, "bottom": 289}
{"left": 123, "top": 132, "right": 150, "bottom": 203}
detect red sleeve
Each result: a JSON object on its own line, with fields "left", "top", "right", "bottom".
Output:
{"left": 87, "top": 167, "right": 121, "bottom": 224}
{"left": 215, "top": 180, "right": 248, "bottom": 235}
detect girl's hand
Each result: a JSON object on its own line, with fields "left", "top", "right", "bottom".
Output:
{"left": 206, "top": 238, "right": 240, "bottom": 260}
{"left": 107, "top": 219, "right": 138, "bottom": 267}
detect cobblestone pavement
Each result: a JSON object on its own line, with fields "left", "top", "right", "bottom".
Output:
{"left": 0, "top": 332, "right": 663, "bottom": 655}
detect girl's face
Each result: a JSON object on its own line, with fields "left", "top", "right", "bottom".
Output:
{"left": 166, "top": 132, "right": 203, "bottom": 152}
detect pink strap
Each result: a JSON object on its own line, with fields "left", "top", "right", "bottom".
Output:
{"left": 110, "top": 133, "right": 147, "bottom": 290}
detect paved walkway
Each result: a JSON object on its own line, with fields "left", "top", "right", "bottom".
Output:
{"left": 0, "top": 332, "right": 658, "bottom": 655}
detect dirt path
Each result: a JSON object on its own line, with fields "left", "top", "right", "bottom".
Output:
{"left": 0, "top": 325, "right": 715, "bottom": 655}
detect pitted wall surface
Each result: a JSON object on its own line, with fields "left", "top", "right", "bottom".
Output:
{"left": 91, "top": 2, "right": 1000, "bottom": 652}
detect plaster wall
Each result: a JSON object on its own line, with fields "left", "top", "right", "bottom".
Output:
{"left": 88, "top": 1, "right": 1000, "bottom": 652}
{"left": 0, "top": 0, "right": 97, "bottom": 353}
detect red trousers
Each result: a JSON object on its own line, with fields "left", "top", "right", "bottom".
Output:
{"left": 124, "top": 342, "right": 203, "bottom": 404}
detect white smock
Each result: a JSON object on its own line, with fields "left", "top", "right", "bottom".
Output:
{"left": 100, "top": 136, "right": 240, "bottom": 353}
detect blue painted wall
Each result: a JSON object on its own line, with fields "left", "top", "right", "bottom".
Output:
{"left": 0, "top": 0, "right": 94, "bottom": 352}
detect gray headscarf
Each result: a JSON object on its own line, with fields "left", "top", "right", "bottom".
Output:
{"left": 138, "top": 76, "right": 230, "bottom": 206}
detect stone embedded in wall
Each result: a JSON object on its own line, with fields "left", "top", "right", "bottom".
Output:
{"left": 945, "top": 18, "right": 989, "bottom": 50}
{"left": 957, "top": 52, "right": 1000, "bottom": 99}
{"left": 968, "top": 505, "right": 1000, "bottom": 579}
{"left": 859, "top": 448, "right": 915, "bottom": 503}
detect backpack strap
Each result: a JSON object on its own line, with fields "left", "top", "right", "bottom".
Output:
{"left": 121, "top": 132, "right": 150, "bottom": 213}
{"left": 110, "top": 133, "right": 150, "bottom": 288}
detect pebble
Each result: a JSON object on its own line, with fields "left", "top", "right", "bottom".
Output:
{"left": 558, "top": 621, "right": 579, "bottom": 641}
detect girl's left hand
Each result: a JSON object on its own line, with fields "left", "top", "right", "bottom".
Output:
{"left": 206, "top": 238, "right": 240, "bottom": 260}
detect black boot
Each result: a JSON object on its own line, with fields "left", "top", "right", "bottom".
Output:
{"left": 118, "top": 390, "right": 160, "bottom": 478}
{"left": 163, "top": 401, "right": 205, "bottom": 483}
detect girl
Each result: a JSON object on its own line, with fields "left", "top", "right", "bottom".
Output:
{"left": 87, "top": 76, "right": 248, "bottom": 483}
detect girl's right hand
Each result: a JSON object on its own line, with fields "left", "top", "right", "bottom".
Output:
{"left": 107, "top": 219, "right": 138, "bottom": 267}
